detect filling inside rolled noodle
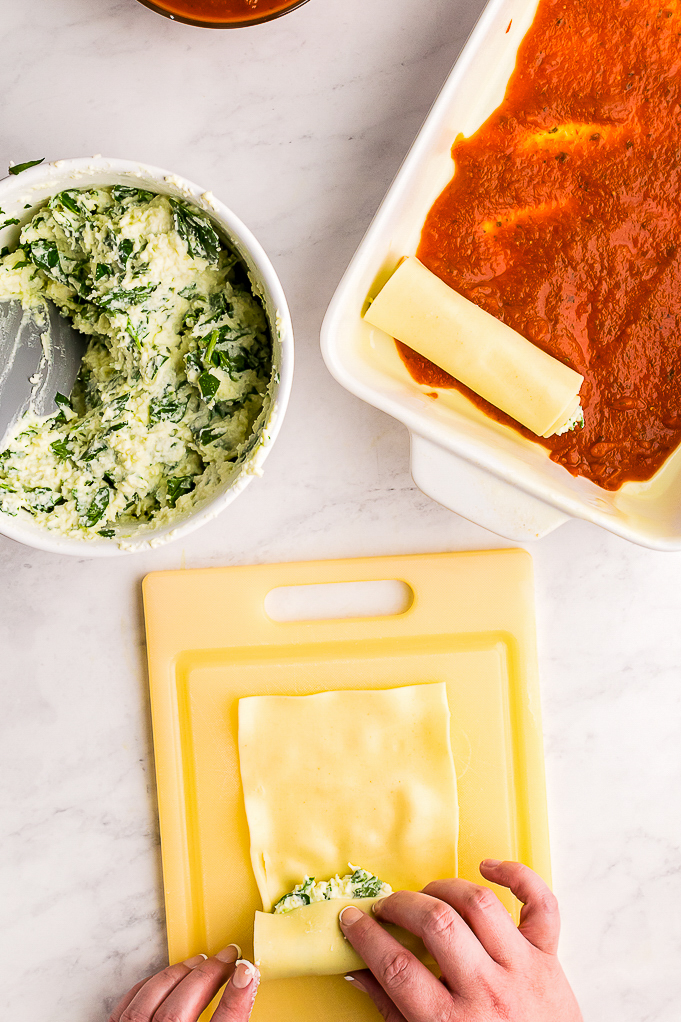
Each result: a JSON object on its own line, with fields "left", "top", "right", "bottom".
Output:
{"left": 273, "top": 866, "right": 392, "bottom": 914}
{"left": 255, "top": 870, "right": 428, "bottom": 981}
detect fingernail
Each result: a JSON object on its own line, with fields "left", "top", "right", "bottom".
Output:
{"left": 182, "top": 953, "right": 207, "bottom": 968}
{"left": 339, "top": 906, "right": 363, "bottom": 927}
{"left": 232, "top": 959, "right": 259, "bottom": 989}
{"left": 215, "top": 943, "right": 241, "bottom": 964}
{"left": 345, "top": 974, "right": 367, "bottom": 992}
{"left": 371, "top": 898, "right": 386, "bottom": 915}
{"left": 482, "top": 858, "right": 502, "bottom": 868}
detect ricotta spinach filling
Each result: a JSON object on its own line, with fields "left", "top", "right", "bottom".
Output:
{"left": 0, "top": 185, "right": 272, "bottom": 538}
{"left": 554, "top": 404, "right": 585, "bottom": 436}
{"left": 273, "top": 867, "right": 392, "bottom": 914}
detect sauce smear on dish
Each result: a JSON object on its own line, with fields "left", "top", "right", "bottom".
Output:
{"left": 410, "top": 0, "right": 681, "bottom": 490}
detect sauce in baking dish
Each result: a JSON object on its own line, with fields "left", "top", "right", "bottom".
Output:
{"left": 145, "top": 0, "right": 306, "bottom": 23}
{"left": 410, "top": 0, "right": 681, "bottom": 490}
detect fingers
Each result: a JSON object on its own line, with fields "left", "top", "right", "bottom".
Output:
{"left": 213, "top": 960, "right": 260, "bottom": 1022}
{"left": 109, "top": 962, "right": 198, "bottom": 1022}
{"left": 339, "top": 905, "right": 454, "bottom": 1022}
{"left": 372, "top": 889, "right": 497, "bottom": 992}
{"left": 152, "top": 946, "right": 241, "bottom": 1022}
{"left": 110, "top": 945, "right": 240, "bottom": 1022}
{"left": 479, "top": 860, "right": 561, "bottom": 955}
{"left": 108, "top": 978, "right": 153, "bottom": 1022}
{"left": 421, "top": 878, "right": 522, "bottom": 966}
{"left": 346, "top": 971, "right": 408, "bottom": 1022}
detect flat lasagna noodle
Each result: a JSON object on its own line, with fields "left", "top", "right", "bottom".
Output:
{"left": 238, "top": 682, "right": 459, "bottom": 913}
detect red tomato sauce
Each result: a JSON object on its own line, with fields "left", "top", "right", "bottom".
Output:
{"left": 412, "top": 0, "right": 681, "bottom": 490}
{"left": 149, "top": 0, "right": 303, "bottom": 23}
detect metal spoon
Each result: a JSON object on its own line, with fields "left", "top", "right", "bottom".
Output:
{"left": 0, "top": 299, "right": 87, "bottom": 443}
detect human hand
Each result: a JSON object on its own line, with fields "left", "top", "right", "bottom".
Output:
{"left": 340, "top": 859, "right": 583, "bottom": 1022}
{"left": 108, "top": 943, "right": 259, "bottom": 1022}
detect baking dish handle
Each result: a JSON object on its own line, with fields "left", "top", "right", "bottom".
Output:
{"left": 410, "top": 434, "right": 569, "bottom": 541}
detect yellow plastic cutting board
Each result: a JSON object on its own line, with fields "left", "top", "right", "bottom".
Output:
{"left": 143, "top": 549, "right": 550, "bottom": 1022}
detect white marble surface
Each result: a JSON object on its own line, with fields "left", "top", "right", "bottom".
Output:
{"left": 1, "top": 1, "right": 680, "bottom": 1019}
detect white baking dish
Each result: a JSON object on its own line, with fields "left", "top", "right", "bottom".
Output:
{"left": 0, "top": 157, "right": 293, "bottom": 557}
{"left": 321, "top": 0, "right": 681, "bottom": 549}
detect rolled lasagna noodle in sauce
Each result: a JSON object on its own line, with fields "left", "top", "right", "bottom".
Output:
{"left": 364, "top": 257, "right": 583, "bottom": 438}
{"left": 238, "top": 683, "right": 459, "bottom": 980}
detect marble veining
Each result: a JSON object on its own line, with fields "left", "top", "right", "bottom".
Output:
{"left": 1, "top": 1, "right": 680, "bottom": 1020}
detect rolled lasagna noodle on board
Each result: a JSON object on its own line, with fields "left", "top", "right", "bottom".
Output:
{"left": 364, "top": 257, "right": 583, "bottom": 438}
{"left": 254, "top": 897, "right": 427, "bottom": 981}
{"left": 238, "top": 682, "right": 459, "bottom": 980}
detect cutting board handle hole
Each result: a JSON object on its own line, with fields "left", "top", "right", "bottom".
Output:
{"left": 264, "top": 580, "right": 414, "bottom": 623}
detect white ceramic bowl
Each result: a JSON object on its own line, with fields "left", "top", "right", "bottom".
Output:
{"left": 0, "top": 156, "right": 293, "bottom": 556}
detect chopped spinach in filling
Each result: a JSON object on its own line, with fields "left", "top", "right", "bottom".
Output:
{"left": 0, "top": 185, "right": 272, "bottom": 538}
{"left": 273, "top": 867, "right": 392, "bottom": 914}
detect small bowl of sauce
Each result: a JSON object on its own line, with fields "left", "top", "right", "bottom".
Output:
{"left": 136, "top": 0, "right": 310, "bottom": 26}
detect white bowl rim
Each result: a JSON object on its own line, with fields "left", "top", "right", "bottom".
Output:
{"left": 0, "top": 155, "right": 294, "bottom": 557}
